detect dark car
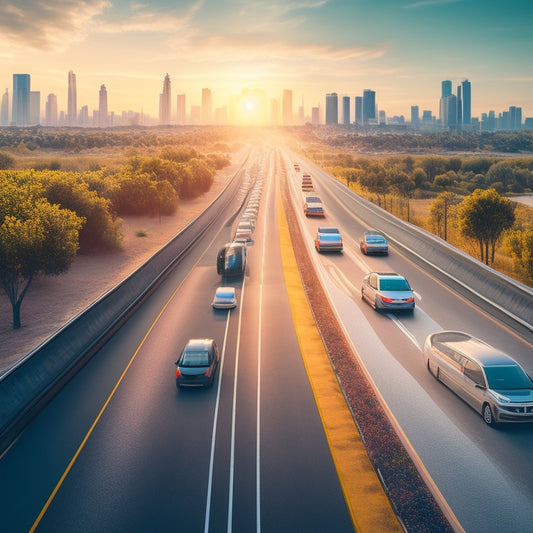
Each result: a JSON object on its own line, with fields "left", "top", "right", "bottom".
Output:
{"left": 359, "top": 231, "right": 389, "bottom": 255}
{"left": 175, "top": 338, "right": 219, "bottom": 388}
{"left": 315, "top": 227, "right": 343, "bottom": 252}
{"left": 361, "top": 272, "right": 415, "bottom": 311}
{"left": 217, "top": 242, "right": 246, "bottom": 276}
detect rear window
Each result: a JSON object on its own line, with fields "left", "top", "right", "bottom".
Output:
{"left": 181, "top": 350, "right": 210, "bottom": 367}
{"left": 367, "top": 236, "right": 386, "bottom": 243}
{"left": 319, "top": 234, "right": 341, "bottom": 242}
{"left": 484, "top": 365, "right": 533, "bottom": 390}
{"left": 216, "top": 288, "right": 235, "bottom": 299}
{"left": 379, "top": 278, "right": 410, "bottom": 291}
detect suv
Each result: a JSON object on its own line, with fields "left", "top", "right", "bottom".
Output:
{"left": 217, "top": 242, "right": 246, "bottom": 276}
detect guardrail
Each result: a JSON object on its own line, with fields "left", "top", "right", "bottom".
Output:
{"left": 0, "top": 156, "right": 249, "bottom": 453}
{"left": 311, "top": 160, "right": 533, "bottom": 335}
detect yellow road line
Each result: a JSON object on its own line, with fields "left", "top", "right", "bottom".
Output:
{"left": 277, "top": 184, "right": 403, "bottom": 533}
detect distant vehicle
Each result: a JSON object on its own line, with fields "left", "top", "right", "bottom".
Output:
{"left": 217, "top": 242, "right": 246, "bottom": 276}
{"left": 361, "top": 272, "right": 414, "bottom": 311}
{"left": 304, "top": 201, "right": 324, "bottom": 217}
{"left": 315, "top": 227, "right": 343, "bottom": 252}
{"left": 360, "top": 231, "right": 389, "bottom": 255}
{"left": 212, "top": 287, "right": 237, "bottom": 309}
{"left": 294, "top": 164, "right": 300, "bottom": 171}
{"left": 234, "top": 229, "right": 253, "bottom": 243}
{"left": 304, "top": 196, "right": 321, "bottom": 203}
{"left": 302, "top": 172, "right": 311, "bottom": 178}
{"left": 175, "top": 338, "right": 219, "bottom": 388}
{"left": 237, "top": 220, "right": 254, "bottom": 233}
{"left": 424, "top": 331, "right": 533, "bottom": 426}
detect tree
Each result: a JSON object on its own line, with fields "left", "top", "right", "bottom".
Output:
{"left": 0, "top": 198, "right": 84, "bottom": 328}
{"left": 429, "top": 192, "right": 460, "bottom": 241}
{"left": 458, "top": 188, "right": 516, "bottom": 265}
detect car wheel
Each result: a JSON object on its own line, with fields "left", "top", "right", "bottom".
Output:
{"left": 482, "top": 403, "right": 496, "bottom": 426}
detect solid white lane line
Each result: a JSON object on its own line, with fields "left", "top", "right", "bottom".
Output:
{"left": 204, "top": 308, "right": 232, "bottom": 533}
{"left": 227, "top": 276, "right": 246, "bottom": 533}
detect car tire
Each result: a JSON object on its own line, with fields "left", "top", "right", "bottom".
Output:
{"left": 482, "top": 403, "right": 496, "bottom": 426}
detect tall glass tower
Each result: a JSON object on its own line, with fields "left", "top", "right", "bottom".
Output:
{"left": 362, "top": 89, "right": 376, "bottom": 124}
{"left": 325, "top": 93, "right": 338, "bottom": 125}
{"left": 99, "top": 84, "right": 108, "bottom": 127}
{"left": 159, "top": 74, "right": 171, "bottom": 124}
{"left": 202, "top": 88, "right": 212, "bottom": 124}
{"left": 342, "top": 96, "right": 350, "bottom": 125}
{"left": 441, "top": 80, "right": 452, "bottom": 98}
{"left": 68, "top": 71, "right": 77, "bottom": 125}
{"left": 12, "top": 74, "right": 30, "bottom": 126}
{"left": 461, "top": 79, "right": 471, "bottom": 125}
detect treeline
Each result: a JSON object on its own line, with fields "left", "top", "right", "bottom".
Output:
{"left": 315, "top": 153, "right": 533, "bottom": 197}
{"left": 0, "top": 125, "right": 239, "bottom": 153}
{"left": 1, "top": 144, "right": 230, "bottom": 328}
{"left": 310, "top": 152, "right": 533, "bottom": 285}
{"left": 301, "top": 128, "right": 533, "bottom": 154}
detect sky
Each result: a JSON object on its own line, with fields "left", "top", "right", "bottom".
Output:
{"left": 0, "top": 0, "right": 531, "bottom": 122}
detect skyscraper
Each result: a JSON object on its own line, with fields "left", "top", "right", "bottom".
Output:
{"left": 68, "top": 70, "right": 77, "bottom": 126}
{"left": 1, "top": 89, "right": 8, "bottom": 125}
{"left": 411, "top": 105, "right": 419, "bottom": 127}
{"left": 456, "top": 85, "right": 462, "bottom": 130}
{"left": 45, "top": 94, "right": 58, "bottom": 126}
{"left": 30, "top": 91, "right": 40, "bottom": 125}
{"left": 176, "top": 94, "right": 186, "bottom": 124}
{"left": 202, "top": 88, "right": 213, "bottom": 124}
{"left": 282, "top": 89, "right": 293, "bottom": 125}
{"left": 99, "top": 84, "right": 108, "bottom": 127}
{"left": 342, "top": 96, "right": 350, "bottom": 125}
{"left": 441, "top": 80, "right": 452, "bottom": 98}
{"left": 362, "top": 89, "right": 376, "bottom": 124}
{"left": 12, "top": 74, "right": 30, "bottom": 126}
{"left": 159, "top": 73, "right": 171, "bottom": 124}
{"left": 461, "top": 79, "right": 471, "bottom": 125}
{"left": 355, "top": 96, "right": 363, "bottom": 125}
{"left": 325, "top": 93, "right": 338, "bottom": 125}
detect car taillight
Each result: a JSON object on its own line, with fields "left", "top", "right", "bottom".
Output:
{"left": 205, "top": 369, "right": 211, "bottom": 377}
{"left": 380, "top": 295, "right": 395, "bottom": 303}
{"left": 405, "top": 297, "right": 415, "bottom": 303}
{"left": 175, "top": 368, "right": 181, "bottom": 378}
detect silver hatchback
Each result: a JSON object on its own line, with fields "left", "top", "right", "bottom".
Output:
{"left": 424, "top": 331, "right": 533, "bottom": 426}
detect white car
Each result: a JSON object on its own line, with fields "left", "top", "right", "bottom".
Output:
{"left": 212, "top": 287, "right": 237, "bottom": 309}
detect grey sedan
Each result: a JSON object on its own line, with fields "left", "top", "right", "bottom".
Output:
{"left": 361, "top": 272, "right": 415, "bottom": 311}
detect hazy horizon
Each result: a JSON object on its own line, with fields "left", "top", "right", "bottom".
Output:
{"left": 0, "top": 0, "right": 531, "bottom": 120}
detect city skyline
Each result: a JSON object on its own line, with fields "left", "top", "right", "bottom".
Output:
{"left": 0, "top": 0, "right": 531, "bottom": 121}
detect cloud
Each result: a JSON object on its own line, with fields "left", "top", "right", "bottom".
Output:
{"left": 0, "top": 0, "right": 110, "bottom": 51}
{"left": 403, "top": 0, "right": 460, "bottom": 8}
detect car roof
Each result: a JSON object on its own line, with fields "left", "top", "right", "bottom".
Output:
{"left": 216, "top": 286, "right": 235, "bottom": 294}
{"left": 374, "top": 272, "right": 404, "bottom": 279}
{"left": 430, "top": 331, "right": 516, "bottom": 366}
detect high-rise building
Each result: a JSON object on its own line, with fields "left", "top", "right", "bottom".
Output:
{"left": 410, "top": 105, "right": 419, "bottom": 127}
{"left": 325, "top": 93, "right": 338, "bottom": 125}
{"left": 12, "top": 74, "right": 31, "bottom": 126}
{"left": 159, "top": 73, "right": 171, "bottom": 124}
{"left": 202, "top": 88, "right": 212, "bottom": 124}
{"left": 1, "top": 89, "right": 8, "bottom": 125}
{"left": 176, "top": 94, "right": 186, "bottom": 124}
{"left": 282, "top": 89, "right": 293, "bottom": 125}
{"left": 456, "top": 85, "right": 462, "bottom": 130}
{"left": 441, "top": 80, "right": 452, "bottom": 98}
{"left": 509, "top": 106, "right": 522, "bottom": 130}
{"left": 311, "top": 106, "right": 319, "bottom": 126}
{"left": 68, "top": 70, "right": 77, "bottom": 126}
{"left": 440, "top": 94, "right": 457, "bottom": 130}
{"left": 362, "top": 89, "right": 376, "bottom": 124}
{"left": 342, "top": 96, "right": 350, "bottom": 125}
{"left": 99, "top": 84, "right": 108, "bottom": 127}
{"left": 355, "top": 96, "right": 363, "bottom": 125}
{"left": 461, "top": 79, "right": 471, "bottom": 125}
{"left": 45, "top": 93, "right": 58, "bottom": 126}
{"left": 30, "top": 91, "right": 40, "bottom": 125}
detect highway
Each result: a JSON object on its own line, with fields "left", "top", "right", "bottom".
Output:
{"left": 282, "top": 151, "right": 533, "bottom": 533}
{"left": 0, "top": 149, "right": 354, "bottom": 532}
{"left": 2, "top": 143, "right": 533, "bottom": 533}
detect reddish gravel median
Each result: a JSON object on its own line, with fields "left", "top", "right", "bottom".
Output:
{"left": 280, "top": 168, "right": 455, "bottom": 533}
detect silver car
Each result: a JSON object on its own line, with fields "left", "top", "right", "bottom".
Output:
{"left": 359, "top": 231, "right": 388, "bottom": 255}
{"left": 425, "top": 331, "right": 533, "bottom": 426}
{"left": 212, "top": 287, "right": 237, "bottom": 309}
{"left": 361, "top": 272, "right": 415, "bottom": 311}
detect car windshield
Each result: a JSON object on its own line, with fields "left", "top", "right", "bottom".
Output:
{"left": 308, "top": 207, "right": 323, "bottom": 212}
{"left": 319, "top": 228, "right": 339, "bottom": 234}
{"left": 379, "top": 278, "right": 410, "bottom": 291}
{"left": 484, "top": 365, "right": 533, "bottom": 390}
{"left": 180, "top": 350, "right": 210, "bottom": 367}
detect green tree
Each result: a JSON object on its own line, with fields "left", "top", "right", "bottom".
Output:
{"left": 0, "top": 198, "right": 84, "bottom": 328}
{"left": 458, "top": 188, "right": 516, "bottom": 265}
{"left": 429, "top": 192, "right": 460, "bottom": 241}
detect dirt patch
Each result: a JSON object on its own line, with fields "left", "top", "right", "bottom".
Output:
{"left": 0, "top": 151, "right": 247, "bottom": 373}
